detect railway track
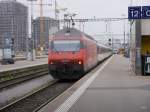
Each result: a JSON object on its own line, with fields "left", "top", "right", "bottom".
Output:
{"left": 0, "top": 64, "right": 48, "bottom": 89}
{"left": 0, "top": 79, "right": 75, "bottom": 112}
{"left": 0, "top": 56, "right": 111, "bottom": 112}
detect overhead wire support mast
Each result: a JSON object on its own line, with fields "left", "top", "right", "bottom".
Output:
{"left": 31, "top": 0, "right": 35, "bottom": 61}
{"left": 55, "top": 0, "right": 57, "bottom": 19}
{"left": 40, "top": 0, "right": 44, "bottom": 53}
{"left": 27, "top": 0, "right": 37, "bottom": 61}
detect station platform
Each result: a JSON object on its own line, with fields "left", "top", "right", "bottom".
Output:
{"left": 38, "top": 55, "right": 150, "bottom": 112}
{"left": 0, "top": 58, "right": 47, "bottom": 72}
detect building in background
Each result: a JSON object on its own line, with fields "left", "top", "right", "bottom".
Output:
{"left": 0, "top": 0, "right": 28, "bottom": 56}
{"left": 33, "top": 17, "right": 59, "bottom": 53}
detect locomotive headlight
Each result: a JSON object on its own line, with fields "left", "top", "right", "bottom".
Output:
{"left": 50, "top": 61, "right": 53, "bottom": 64}
{"left": 78, "top": 61, "right": 82, "bottom": 65}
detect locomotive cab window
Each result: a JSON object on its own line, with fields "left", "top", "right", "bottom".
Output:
{"left": 52, "top": 40, "right": 81, "bottom": 52}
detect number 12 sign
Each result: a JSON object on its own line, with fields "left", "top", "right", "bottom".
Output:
{"left": 128, "top": 6, "right": 141, "bottom": 19}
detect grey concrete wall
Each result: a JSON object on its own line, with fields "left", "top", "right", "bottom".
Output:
{"left": 135, "top": 20, "right": 142, "bottom": 75}
{"left": 142, "top": 19, "right": 150, "bottom": 35}
{"left": 130, "top": 20, "right": 142, "bottom": 75}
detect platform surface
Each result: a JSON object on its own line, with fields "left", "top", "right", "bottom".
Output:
{"left": 38, "top": 55, "right": 150, "bottom": 112}
{"left": 47, "top": 55, "right": 150, "bottom": 112}
{"left": 0, "top": 58, "right": 47, "bottom": 72}
{"left": 66, "top": 55, "right": 150, "bottom": 112}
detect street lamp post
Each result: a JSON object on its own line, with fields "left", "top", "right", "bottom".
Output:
{"left": 27, "top": 0, "right": 37, "bottom": 61}
{"left": 31, "top": 1, "right": 35, "bottom": 61}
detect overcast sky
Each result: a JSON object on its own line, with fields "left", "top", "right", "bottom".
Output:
{"left": 17, "top": 0, "right": 150, "bottom": 41}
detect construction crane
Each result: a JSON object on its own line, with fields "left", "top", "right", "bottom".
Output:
{"left": 38, "top": 0, "right": 66, "bottom": 55}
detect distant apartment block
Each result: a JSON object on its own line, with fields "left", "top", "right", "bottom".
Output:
{"left": 33, "top": 17, "right": 59, "bottom": 50}
{"left": 0, "top": 0, "right": 28, "bottom": 54}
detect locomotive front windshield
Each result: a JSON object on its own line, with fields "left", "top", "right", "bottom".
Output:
{"left": 52, "top": 40, "right": 81, "bottom": 51}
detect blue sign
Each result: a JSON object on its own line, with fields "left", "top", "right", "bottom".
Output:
{"left": 128, "top": 6, "right": 141, "bottom": 19}
{"left": 142, "top": 6, "right": 150, "bottom": 19}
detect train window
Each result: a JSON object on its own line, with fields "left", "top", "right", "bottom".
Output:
{"left": 52, "top": 40, "right": 81, "bottom": 51}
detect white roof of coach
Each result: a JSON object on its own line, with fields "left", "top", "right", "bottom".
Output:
{"left": 97, "top": 43, "right": 112, "bottom": 50}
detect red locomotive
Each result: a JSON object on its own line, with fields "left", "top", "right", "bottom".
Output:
{"left": 48, "top": 28, "right": 111, "bottom": 79}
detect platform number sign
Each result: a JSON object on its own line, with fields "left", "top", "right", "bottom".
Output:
{"left": 128, "top": 6, "right": 150, "bottom": 19}
{"left": 128, "top": 6, "right": 141, "bottom": 19}
{"left": 142, "top": 6, "right": 150, "bottom": 19}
